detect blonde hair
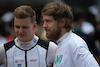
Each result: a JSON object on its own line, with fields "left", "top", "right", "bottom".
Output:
{"left": 14, "top": 5, "right": 36, "bottom": 23}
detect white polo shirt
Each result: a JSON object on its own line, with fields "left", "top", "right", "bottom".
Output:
{"left": 53, "top": 30, "right": 99, "bottom": 67}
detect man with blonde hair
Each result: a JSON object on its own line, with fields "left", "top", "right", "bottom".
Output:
{"left": 0, "top": 5, "right": 57, "bottom": 67}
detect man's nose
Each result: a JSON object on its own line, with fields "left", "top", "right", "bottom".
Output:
{"left": 43, "top": 22, "right": 47, "bottom": 28}
{"left": 19, "top": 28, "right": 23, "bottom": 33}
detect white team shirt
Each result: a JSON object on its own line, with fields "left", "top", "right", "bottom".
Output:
{"left": 0, "top": 35, "right": 57, "bottom": 67}
{"left": 53, "top": 30, "right": 99, "bottom": 67}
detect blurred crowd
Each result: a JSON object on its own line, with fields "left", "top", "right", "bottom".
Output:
{"left": 0, "top": 12, "right": 15, "bottom": 44}
{"left": 0, "top": 4, "right": 100, "bottom": 66}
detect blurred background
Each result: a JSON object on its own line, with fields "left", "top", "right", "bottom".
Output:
{"left": 0, "top": 0, "right": 100, "bottom": 66}
{"left": 0, "top": 0, "right": 100, "bottom": 22}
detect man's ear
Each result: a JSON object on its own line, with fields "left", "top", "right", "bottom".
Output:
{"left": 33, "top": 21, "right": 37, "bottom": 30}
{"left": 59, "top": 18, "right": 66, "bottom": 27}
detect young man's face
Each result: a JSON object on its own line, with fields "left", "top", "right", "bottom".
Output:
{"left": 14, "top": 17, "right": 36, "bottom": 42}
{"left": 43, "top": 15, "right": 61, "bottom": 40}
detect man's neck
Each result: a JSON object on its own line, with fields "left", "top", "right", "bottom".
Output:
{"left": 56, "top": 30, "right": 72, "bottom": 44}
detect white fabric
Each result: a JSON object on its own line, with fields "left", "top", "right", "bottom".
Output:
{"left": 81, "top": 21, "right": 95, "bottom": 35}
{"left": 0, "top": 35, "right": 57, "bottom": 67}
{"left": 53, "top": 31, "right": 99, "bottom": 67}
{"left": 0, "top": 37, "right": 7, "bottom": 67}
{"left": 0, "top": 37, "right": 7, "bottom": 45}
{"left": 15, "top": 35, "right": 38, "bottom": 50}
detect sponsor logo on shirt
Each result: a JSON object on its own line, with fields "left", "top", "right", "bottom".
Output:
{"left": 18, "top": 64, "right": 21, "bottom": 67}
{"left": 29, "top": 59, "right": 37, "bottom": 62}
{"left": 33, "top": 38, "right": 36, "bottom": 43}
{"left": 53, "top": 55, "right": 63, "bottom": 67}
{"left": 15, "top": 60, "right": 24, "bottom": 63}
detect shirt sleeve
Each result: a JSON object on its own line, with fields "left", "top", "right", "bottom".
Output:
{"left": 0, "top": 44, "right": 6, "bottom": 65}
{"left": 71, "top": 43, "right": 100, "bottom": 67}
{"left": 47, "top": 41, "right": 57, "bottom": 66}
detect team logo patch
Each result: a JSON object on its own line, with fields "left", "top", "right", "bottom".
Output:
{"left": 33, "top": 38, "right": 36, "bottom": 43}
{"left": 53, "top": 55, "right": 63, "bottom": 67}
{"left": 18, "top": 64, "right": 21, "bottom": 67}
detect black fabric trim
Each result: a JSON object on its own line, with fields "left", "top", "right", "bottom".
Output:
{"left": 25, "top": 51, "right": 27, "bottom": 67}
{"left": 37, "top": 38, "right": 49, "bottom": 67}
{"left": 37, "top": 38, "right": 49, "bottom": 50}
{"left": 14, "top": 43, "right": 37, "bottom": 51}
{"left": 4, "top": 40, "right": 15, "bottom": 51}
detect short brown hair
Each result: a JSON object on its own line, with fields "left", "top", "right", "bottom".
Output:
{"left": 41, "top": 1, "right": 73, "bottom": 31}
{"left": 14, "top": 5, "right": 36, "bottom": 23}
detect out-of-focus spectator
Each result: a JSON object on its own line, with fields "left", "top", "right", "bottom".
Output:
{"left": 0, "top": 19, "right": 7, "bottom": 44}
{"left": 95, "top": 22, "right": 100, "bottom": 61}
{"left": 1, "top": 11, "right": 14, "bottom": 38}
{"left": 1, "top": 11, "right": 14, "bottom": 42}
{"left": 81, "top": 21, "right": 95, "bottom": 35}
{"left": 0, "top": 12, "right": 14, "bottom": 67}
{"left": 1, "top": 12, "right": 14, "bottom": 23}
{"left": 0, "top": 19, "right": 6, "bottom": 67}
{"left": 7, "top": 19, "right": 16, "bottom": 41}
{"left": 95, "top": 28, "right": 100, "bottom": 52}
{"left": 81, "top": 11, "right": 96, "bottom": 36}
{"left": 89, "top": 5, "right": 100, "bottom": 22}
{"left": 85, "top": 11, "right": 96, "bottom": 28}
{"left": 72, "top": 7, "right": 95, "bottom": 36}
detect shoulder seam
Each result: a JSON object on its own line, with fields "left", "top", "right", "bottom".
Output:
{"left": 37, "top": 38, "right": 49, "bottom": 50}
{"left": 4, "top": 40, "right": 15, "bottom": 51}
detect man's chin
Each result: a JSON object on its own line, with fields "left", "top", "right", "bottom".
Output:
{"left": 46, "top": 35, "right": 50, "bottom": 39}
{"left": 18, "top": 37, "right": 25, "bottom": 41}
{"left": 46, "top": 35, "right": 52, "bottom": 40}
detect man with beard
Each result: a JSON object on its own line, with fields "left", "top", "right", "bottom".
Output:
{"left": 41, "top": 1, "right": 99, "bottom": 67}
